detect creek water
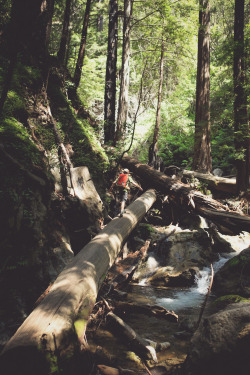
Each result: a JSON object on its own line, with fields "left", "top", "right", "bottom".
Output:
{"left": 128, "top": 250, "right": 239, "bottom": 315}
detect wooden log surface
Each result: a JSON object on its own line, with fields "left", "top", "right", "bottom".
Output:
{"left": 182, "top": 169, "right": 237, "bottom": 194}
{"left": 0, "top": 189, "right": 157, "bottom": 375}
{"left": 121, "top": 156, "right": 250, "bottom": 233}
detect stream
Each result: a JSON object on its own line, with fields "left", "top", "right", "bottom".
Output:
{"left": 88, "top": 225, "right": 250, "bottom": 373}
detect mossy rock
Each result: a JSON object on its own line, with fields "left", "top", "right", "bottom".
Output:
{"left": 213, "top": 294, "right": 250, "bottom": 311}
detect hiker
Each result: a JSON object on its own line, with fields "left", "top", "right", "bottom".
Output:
{"left": 109, "top": 169, "right": 143, "bottom": 217}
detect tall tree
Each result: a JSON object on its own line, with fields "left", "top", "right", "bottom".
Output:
{"left": 233, "top": 0, "right": 249, "bottom": 193}
{"left": 104, "top": 0, "right": 118, "bottom": 144}
{"left": 148, "top": 36, "right": 164, "bottom": 168}
{"left": 57, "top": 0, "right": 72, "bottom": 64}
{"left": 73, "top": 0, "right": 92, "bottom": 90}
{"left": 193, "top": 0, "right": 212, "bottom": 173}
{"left": 115, "top": 0, "right": 133, "bottom": 144}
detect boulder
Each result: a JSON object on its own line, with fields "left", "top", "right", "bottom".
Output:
{"left": 213, "top": 247, "right": 250, "bottom": 297}
{"left": 183, "top": 303, "right": 250, "bottom": 375}
{"left": 147, "top": 266, "right": 198, "bottom": 287}
{"left": 158, "top": 229, "right": 217, "bottom": 271}
{"left": 133, "top": 229, "right": 217, "bottom": 287}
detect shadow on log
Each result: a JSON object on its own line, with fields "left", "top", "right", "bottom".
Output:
{"left": 121, "top": 156, "right": 250, "bottom": 233}
{"left": 0, "top": 190, "right": 157, "bottom": 375}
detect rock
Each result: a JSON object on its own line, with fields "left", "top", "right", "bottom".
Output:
{"left": 213, "top": 168, "right": 223, "bottom": 177}
{"left": 209, "top": 229, "right": 250, "bottom": 254}
{"left": 158, "top": 229, "right": 217, "bottom": 271}
{"left": 183, "top": 303, "right": 250, "bottom": 375}
{"left": 148, "top": 266, "right": 198, "bottom": 287}
{"left": 213, "top": 247, "right": 250, "bottom": 297}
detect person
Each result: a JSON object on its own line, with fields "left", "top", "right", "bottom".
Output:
{"left": 109, "top": 169, "right": 143, "bottom": 217}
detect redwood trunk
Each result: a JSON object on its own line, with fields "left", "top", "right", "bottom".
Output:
{"left": 115, "top": 0, "right": 133, "bottom": 144}
{"left": 233, "top": 0, "right": 249, "bottom": 193}
{"left": 148, "top": 38, "right": 164, "bottom": 167}
{"left": 57, "top": 0, "right": 72, "bottom": 64}
{"left": 104, "top": 0, "right": 118, "bottom": 143}
{"left": 193, "top": 0, "right": 212, "bottom": 173}
{"left": 73, "top": 0, "right": 92, "bottom": 89}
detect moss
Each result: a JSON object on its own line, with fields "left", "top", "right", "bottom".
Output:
{"left": 227, "top": 254, "right": 249, "bottom": 268}
{"left": 136, "top": 223, "right": 155, "bottom": 239}
{"left": 213, "top": 294, "right": 250, "bottom": 310}
{"left": 47, "top": 85, "right": 109, "bottom": 178}
{"left": 0, "top": 117, "right": 42, "bottom": 167}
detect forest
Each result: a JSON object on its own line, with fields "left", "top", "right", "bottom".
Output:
{"left": 0, "top": 0, "right": 249, "bottom": 375}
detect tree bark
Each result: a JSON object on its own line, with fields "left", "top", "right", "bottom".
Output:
{"left": 193, "top": 0, "right": 212, "bottom": 173}
{"left": 182, "top": 170, "right": 237, "bottom": 194}
{"left": 115, "top": 0, "right": 133, "bottom": 144}
{"left": 121, "top": 156, "right": 250, "bottom": 233}
{"left": 104, "top": 0, "right": 118, "bottom": 144}
{"left": 73, "top": 0, "right": 92, "bottom": 90}
{"left": 233, "top": 0, "right": 249, "bottom": 194}
{"left": 57, "top": 0, "right": 73, "bottom": 64}
{"left": 0, "top": 190, "right": 156, "bottom": 375}
{"left": 148, "top": 37, "right": 164, "bottom": 167}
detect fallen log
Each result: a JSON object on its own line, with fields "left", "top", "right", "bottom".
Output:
{"left": 113, "top": 301, "right": 178, "bottom": 322}
{"left": 106, "top": 312, "right": 157, "bottom": 362}
{"left": 182, "top": 169, "right": 237, "bottom": 194}
{"left": 0, "top": 189, "right": 157, "bottom": 375}
{"left": 121, "top": 156, "right": 250, "bottom": 233}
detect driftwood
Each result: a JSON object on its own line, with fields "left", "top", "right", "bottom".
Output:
{"left": 182, "top": 169, "right": 237, "bottom": 194}
{"left": 121, "top": 156, "right": 250, "bottom": 233}
{"left": 106, "top": 312, "right": 157, "bottom": 362}
{"left": 0, "top": 189, "right": 157, "bottom": 375}
{"left": 113, "top": 301, "right": 178, "bottom": 323}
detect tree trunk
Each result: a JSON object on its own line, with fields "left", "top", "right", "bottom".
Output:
{"left": 73, "top": 0, "right": 92, "bottom": 90}
{"left": 121, "top": 156, "right": 250, "bottom": 233}
{"left": 104, "top": 0, "right": 118, "bottom": 144}
{"left": 148, "top": 37, "right": 164, "bottom": 167}
{"left": 115, "top": 0, "right": 133, "bottom": 144}
{"left": 233, "top": 0, "right": 249, "bottom": 194}
{"left": 193, "top": 0, "right": 212, "bottom": 173}
{"left": 0, "top": 190, "right": 156, "bottom": 375}
{"left": 57, "top": 0, "right": 72, "bottom": 64}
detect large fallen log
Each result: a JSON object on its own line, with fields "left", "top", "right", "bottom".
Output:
{"left": 121, "top": 156, "right": 250, "bottom": 233}
{"left": 182, "top": 169, "right": 237, "bottom": 194}
{"left": 0, "top": 189, "right": 157, "bottom": 375}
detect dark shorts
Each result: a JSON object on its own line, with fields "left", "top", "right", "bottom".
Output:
{"left": 118, "top": 188, "right": 128, "bottom": 202}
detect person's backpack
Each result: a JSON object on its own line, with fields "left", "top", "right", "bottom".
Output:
{"left": 116, "top": 173, "right": 128, "bottom": 188}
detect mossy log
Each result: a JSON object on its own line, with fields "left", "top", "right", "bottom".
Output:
{"left": 0, "top": 189, "right": 157, "bottom": 375}
{"left": 121, "top": 156, "right": 250, "bottom": 233}
{"left": 182, "top": 169, "right": 237, "bottom": 194}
